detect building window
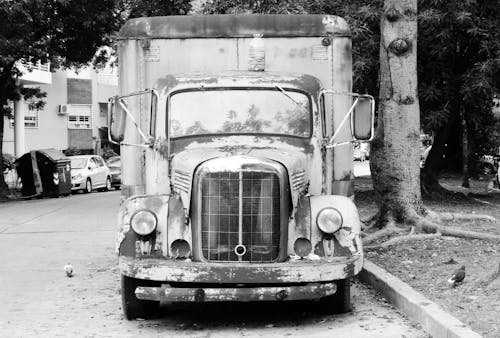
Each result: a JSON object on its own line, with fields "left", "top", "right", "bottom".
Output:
{"left": 24, "top": 112, "right": 39, "bottom": 128}
{"left": 9, "top": 102, "right": 40, "bottom": 128}
{"left": 68, "top": 104, "right": 92, "bottom": 129}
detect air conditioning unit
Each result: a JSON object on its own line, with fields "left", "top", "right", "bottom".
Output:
{"left": 58, "top": 104, "right": 69, "bottom": 115}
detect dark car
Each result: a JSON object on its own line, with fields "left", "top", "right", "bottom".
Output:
{"left": 106, "top": 156, "right": 121, "bottom": 189}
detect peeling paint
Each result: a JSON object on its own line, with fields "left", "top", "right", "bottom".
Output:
{"left": 119, "top": 255, "right": 362, "bottom": 283}
{"left": 156, "top": 71, "right": 322, "bottom": 102}
{"left": 335, "top": 229, "right": 358, "bottom": 254}
{"left": 136, "top": 282, "right": 336, "bottom": 302}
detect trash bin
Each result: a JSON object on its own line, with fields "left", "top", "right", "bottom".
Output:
{"left": 16, "top": 149, "right": 71, "bottom": 197}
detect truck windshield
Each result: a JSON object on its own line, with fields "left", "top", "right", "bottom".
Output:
{"left": 169, "top": 89, "right": 311, "bottom": 138}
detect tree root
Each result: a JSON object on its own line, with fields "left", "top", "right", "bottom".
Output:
{"left": 362, "top": 208, "right": 500, "bottom": 248}
{"left": 361, "top": 213, "right": 379, "bottom": 230}
{"left": 366, "top": 233, "right": 442, "bottom": 249}
{"left": 483, "top": 263, "right": 500, "bottom": 289}
{"left": 362, "top": 221, "right": 406, "bottom": 245}
{"left": 409, "top": 210, "right": 500, "bottom": 241}
{"left": 427, "top": 210, "right": 496, "bottom": 223}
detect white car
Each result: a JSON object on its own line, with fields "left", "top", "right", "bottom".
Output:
{"left": 69, "top": 155, "right": 111, "bottom": 193}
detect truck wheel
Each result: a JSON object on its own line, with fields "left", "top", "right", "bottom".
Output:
{"left": 121, "top": 275, "right": 160, "bottom": 320}
{"left": 319, "top": 278, "right": 351, "bottom": 314}
{"left": 85, "top": 179, "right": 92, "bottom": 193}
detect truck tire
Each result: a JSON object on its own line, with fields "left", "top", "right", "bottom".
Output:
{"left": 319, "top": 278, "right": 351, "bottom": 314}
{"left": 121, "top": 275, "right": 160, "bottom": 320}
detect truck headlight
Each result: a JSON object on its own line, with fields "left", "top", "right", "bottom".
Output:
{"left": 316, "top": 208, "right": 343, "bottom": 234}
{"left": 131, "top": 210, "right": 157, "bottom": 235}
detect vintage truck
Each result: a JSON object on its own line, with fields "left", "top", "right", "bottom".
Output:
{"left": 109, "top": 14, "right": 374, "bottom": 319}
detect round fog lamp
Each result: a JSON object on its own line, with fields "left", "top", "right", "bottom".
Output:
{"left": 131, "top": 210, "right": 157, "bottom": 235}
{"left": 316, "top": 208, "right": 343, "bottom": 234}
{"left": 170, "top": 239, "right": 191, "bottom": 258}
{"left": 294, "top": 238, "right": 312, "bottom": 257}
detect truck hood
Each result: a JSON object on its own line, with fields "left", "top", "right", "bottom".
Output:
{"left": 170, "top": 136, "right": 316, "bottom": 210}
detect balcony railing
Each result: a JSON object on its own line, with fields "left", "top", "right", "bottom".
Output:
{"left": 19, "top": 60, "right": 51, "bottom": 72}
{"left": 17, "top": 60, "right": 52, "bottom": 85}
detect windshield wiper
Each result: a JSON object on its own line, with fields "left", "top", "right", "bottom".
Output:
{"left": 274, "top": 85, "right": 310, "bottom": 115}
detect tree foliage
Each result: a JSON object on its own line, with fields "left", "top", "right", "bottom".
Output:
{"left": 418, "top": 0, "right": 500, "bottom": 177}
{"left": 0, "top": 0, "right": 120, "bottom": 106}
{"left": 201, "top": 0, "right": 309, "bottom": 14}
{"left": 121, "top": 0, "right": 192, "bottom": 18}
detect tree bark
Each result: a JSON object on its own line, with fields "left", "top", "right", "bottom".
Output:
{"left": 460, "top": 108, "right": 470, "bottom": 188}
{"left": 0, "top": 107, "right": 8, "bottom": 198}
{"left": 420, "top": 113, "right": 458, "bottom": 195}
{"left": 370, "top": 0, "right": 423, "bottom": 226}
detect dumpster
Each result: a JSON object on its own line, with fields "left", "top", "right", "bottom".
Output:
{"left": 16, "top": 149, "right": 72, "bottom": 197}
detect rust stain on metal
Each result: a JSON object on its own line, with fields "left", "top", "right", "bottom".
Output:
{"left": 294, "top": 195, "right": 311, "bottom": 238}
{"left": 343, "top": 262, "right": 355, "bottom": 277}
{"left": 119, "top": 255, "right": 363, "bottom": 283}
{"left": 135, "top": 282, "right": 337, "bottom": 302}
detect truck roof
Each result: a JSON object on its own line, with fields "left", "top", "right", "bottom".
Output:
{"left": 155, "top": 71, "right": 322, "bottom": 95}
{"left": 119, "top": 14, "right": 350, "bottom": 40}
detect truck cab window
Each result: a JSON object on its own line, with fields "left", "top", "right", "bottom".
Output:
{"left": 169, "top": 89, "right": 311, "bottom": 138}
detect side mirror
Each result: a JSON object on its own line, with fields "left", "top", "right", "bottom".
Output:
{"left": 320, "top": 91, "right": 375, "bottom": 148}
{"left": 352, "top": 96, "right": 374, "bottom": 141}
{"left": 107, "top": 89, "right": 159, "bottom": 147}
{"left": 108, "top": 97, "right": 126, "bottom": 143}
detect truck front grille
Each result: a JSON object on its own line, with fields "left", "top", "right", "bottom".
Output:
{"left": 201, "top": 171, "right": 280, "bottom": 262}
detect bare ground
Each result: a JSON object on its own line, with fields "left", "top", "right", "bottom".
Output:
{"left": 356, "top": 174, "right": 500, "bottom": 338}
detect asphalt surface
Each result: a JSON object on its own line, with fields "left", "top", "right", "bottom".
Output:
{"left": 0, "top": 188, "right": 426, "bottom": 337}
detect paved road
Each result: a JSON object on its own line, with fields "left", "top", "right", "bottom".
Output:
{"left": 354, "top": 160, "right": 371, "bottom": 177}
{"left": 0, "top": 191, "right": 425, "bottom": 337}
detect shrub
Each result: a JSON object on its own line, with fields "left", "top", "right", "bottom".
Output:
{"left": 2, "top": 153, "right": 16, "bottom": 171}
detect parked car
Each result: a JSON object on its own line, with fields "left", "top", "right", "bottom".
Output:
{"left": 497, "top": 166, "right": 500, "bottom": 187}
{"left": 477, "top": 154, "right": 499, "bottom": 175}
{"left": 353, "top": 142, "right": 370, "bottom": 161}
{"left": 69, "top": 155, "right": 111, "bottom": 193}
{"left": 106, "top": 156, "right": 121, "bottom": 189}
{"left": 420, "top": 145, "right": 432, "bottom": 168}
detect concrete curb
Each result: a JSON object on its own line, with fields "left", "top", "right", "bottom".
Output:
{"left": 359, "top": 260, "right": 482, "bottom": 338}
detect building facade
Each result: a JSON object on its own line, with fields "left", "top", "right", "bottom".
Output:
{"left": 3, "top": 64, "right": 117, "bottom": 157}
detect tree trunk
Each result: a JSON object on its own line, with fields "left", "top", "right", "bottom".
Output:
{"left": 370, "top": 0, "right": 423, "bottom": 226}
{"left": 0, "top": 108, "right": 8, "bottom": 198}
{"left": 460, "top": 108, "right": 470, "bottom": 188}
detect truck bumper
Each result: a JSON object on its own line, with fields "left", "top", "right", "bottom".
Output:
{"left": 136, "top": 282, "right": 337, "bottom": 302}
{"left": 120, "top": 255, "right": 362, "bottom": 302}
{"left": 119, "top": 255, "right": 362, "bottom": 284}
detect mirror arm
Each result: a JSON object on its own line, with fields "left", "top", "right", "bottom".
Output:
{"left": 118, "top": 99, "right": 151, "bottom": 144}
{"left": 119, "top": 142, "right": 151, "bottom": 148}
{"left": 326, "top": 97, "right": 359, "bottom": 147}
{"left": 325, "top": 141, "right": 352, "bottom": 149}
